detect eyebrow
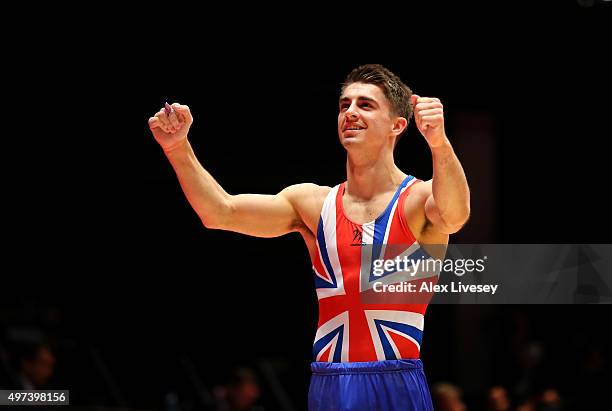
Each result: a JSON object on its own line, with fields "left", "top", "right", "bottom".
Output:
{"left": 339, "top": 96, "right": 378, "bottom": 104}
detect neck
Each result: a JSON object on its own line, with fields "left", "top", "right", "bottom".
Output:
{"left": 345, "top": 146, "right": 405, "bottom": 200}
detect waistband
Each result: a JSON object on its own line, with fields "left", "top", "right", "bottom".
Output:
{"left": 311, "top": 359, "right": 423, "bottom": 375}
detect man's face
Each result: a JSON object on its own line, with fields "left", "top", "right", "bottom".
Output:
{"left": 23, "top": 347, "right": 55, "bottom": 387}
{"left": 338, "top": 82, "right": 398, "bottom": 150}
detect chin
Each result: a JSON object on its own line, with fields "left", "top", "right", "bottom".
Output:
{"left": 340, "top": 137, "right": 361, "bottom": 150}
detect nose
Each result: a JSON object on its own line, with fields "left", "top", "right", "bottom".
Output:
{"left": 345, "top": 104, "right": 359, "bottom": 120}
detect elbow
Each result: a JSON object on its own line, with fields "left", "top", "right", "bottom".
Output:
{"left": 441, "top": 204, "right": 471, "bottom": 234}
{"left": 201, "top": 216, "right": 222, "bottom": 230}
{"left": 455, "top": 204, "right": 471, "bottom": 227}
{"left": 199, "top": 199, "right": 233, "bottom": 230}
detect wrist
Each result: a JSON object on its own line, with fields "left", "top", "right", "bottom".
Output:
{"left": 430, "top": 136, "right": 452, "bottom": 153}
{"left": 430, "top": 137, "right": 455, "bottom": 165}
{"left": 162, "top": 138, "right": 189, "bottom": 155}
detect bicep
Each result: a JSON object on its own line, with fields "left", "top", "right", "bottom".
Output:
{"left": 405, "top": 180, "right": 462, "bottom": 237}
{"left": 215, "top": 186, "right": 304, "bottom": 238}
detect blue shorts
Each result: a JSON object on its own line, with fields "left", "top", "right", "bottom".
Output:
{"left": 308, "top": 359, "right": 433, "bottom": 411}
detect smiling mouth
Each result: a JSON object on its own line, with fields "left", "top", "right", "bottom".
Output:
{"left": 343, "top": 124, "right": 366, "bottom": 132}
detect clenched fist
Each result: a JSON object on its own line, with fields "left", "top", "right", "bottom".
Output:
{"left": 411, "top": 95, "right": 446, "bottom": 148}
{"left": 148, "top": 103, "right": 193, "bottom": 152}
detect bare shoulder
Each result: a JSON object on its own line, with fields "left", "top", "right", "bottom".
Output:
{"left": 280, "top": 183, "right": 330, "bottom": 197}
{"left": 403, "top": 179, "right": 431, "bottom": 213}
{"left": 411, "top": 179, "right": 433, "bottom": 197}
{"left": 280, "top": 183, "right": 331, "bottom": 234}
{"left": 280, "top": 183, "right": 331, "bottom": 206}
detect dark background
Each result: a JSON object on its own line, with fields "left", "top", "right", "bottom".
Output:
{"left": 3, "top": 1, "right": 612, "bottom": 410}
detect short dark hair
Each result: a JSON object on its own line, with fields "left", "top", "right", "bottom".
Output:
{"left": 342, "top": 64, "right": 413, "bottom": 144}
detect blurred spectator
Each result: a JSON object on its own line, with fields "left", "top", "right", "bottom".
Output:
{"left": 213, "top": 367, "right": 261, "bottom": 411}
{"left": 516, "top": 388, "right": 563, "bottom": 411}
{"left": 538, "top": 388, "right": 562, "bottom": 411}
{"left": 12, "top": 341, "right": 56, "bottom": 390}
{"left": 487, "top": 386, "right": 511, "bottom": 411}
{"left": 516, "top": 399, "right": 536, "bottom": 411}
{"left": 432, "top": 382, "right": 466, "bottom": 411}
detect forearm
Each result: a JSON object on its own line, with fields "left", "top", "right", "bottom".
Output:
{"left": 163, "top": 139, "right": 230, "bottom": 227}
{"left": 430, "top": 137, "right": 470, "bottom": 225}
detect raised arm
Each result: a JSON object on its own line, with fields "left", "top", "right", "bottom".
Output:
{"left": 411, "top": 95, "right": 471, "bottom": 235}
{"left": 148, "top": 103, "right": 317, "bottom": 238}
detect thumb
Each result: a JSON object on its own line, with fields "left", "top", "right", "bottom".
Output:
{"left": 411, "top": 94, "right": 421, "bottom": 129}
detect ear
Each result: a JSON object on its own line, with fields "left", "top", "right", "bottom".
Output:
{"left": 391, "top": 116, "right": 408, "bottom": 137}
